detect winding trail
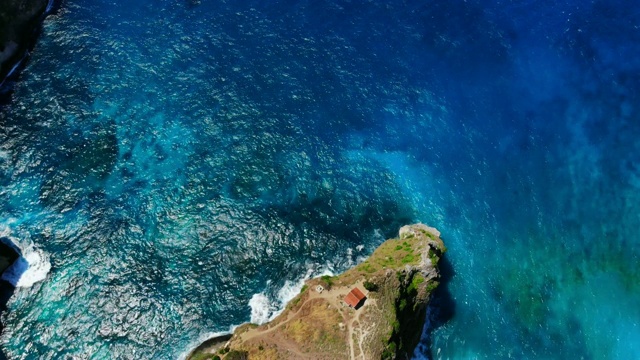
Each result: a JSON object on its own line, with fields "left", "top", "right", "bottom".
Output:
{"left": 235, "top": 281, "right": 370, "bottom": 359}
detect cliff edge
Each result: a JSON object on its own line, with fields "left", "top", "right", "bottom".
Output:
{"left": 188, "top": 224, "right": 447, "bottom": 360}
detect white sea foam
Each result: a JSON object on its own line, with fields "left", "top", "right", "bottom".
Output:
{"left": 15, "top": 247, "right": 51, "bottom": 287}
{"left": 249, "top": 292, "right": 276, "bottom": 325}
{"left": 0, "top": 233, "right": 51, "bottom": 288}
{"left": 249, "top": 266, "right": 335, "bottom": 324}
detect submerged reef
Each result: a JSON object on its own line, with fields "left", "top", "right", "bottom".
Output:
{"left": 188, "top": 224, "right": 447, "bottom": 360}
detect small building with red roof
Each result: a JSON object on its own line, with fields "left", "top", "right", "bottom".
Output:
{"left": 344, "top": 287, "right": 367, "bottom": 309}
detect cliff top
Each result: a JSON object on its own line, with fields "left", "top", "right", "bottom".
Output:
{"left": 188, "top": 224, "right": 446, "bottom": 360}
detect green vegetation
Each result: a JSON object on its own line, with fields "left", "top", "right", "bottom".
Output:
{"left": 425, "top": 280, "right": 439, "bottom": 293}
{"left": 363, "top": 280, "right": 378, "bottom": 291}
{"left": 224, "top": 350, "right": 248, "bottom": 360}
{"left": 188, "top": 352, "right": 219, "bottom": 360}
{"left": 189, "top": 224, "right": 447, "bottom": 360}
{"left": 320, "top": 275, "right": 337, "bottom": 288}
{"left": 354, "top": 236, "right": 421, "bottom": 277}
{"left": 382, "top": 341, "right": 397, "bottom": 360}
{"left": 428, "top": 248, "right": 439, "bottom": 265}
{"left": 392, "top": 320, "right": 400, "bottom": 333}
{"left": 408, "top": 274, "right": 425, "bottom": 294}
{"left": 398, "top": 298, "right": 407, "bottom": 311}
{"left": 419, "top": 229, "right": 435, "bottom": 240}
{"left": 401, "top": 254, "right": 416, "bottom": 264}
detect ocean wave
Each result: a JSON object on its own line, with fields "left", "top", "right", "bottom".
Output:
{"left": 249, "top": 266, "right": 335, "bottom": 325}
{"left": 0, "top": 242, "right": 51, "bottom": 288}
{"left": 15, "top": 246, "right": 51, "bottom": 288}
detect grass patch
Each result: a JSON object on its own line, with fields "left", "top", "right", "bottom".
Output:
{"left": 425, "top": 280, "right": 439, "bottom": 293}
{"left": 407, "top": 274, "right": 425, "bottom": 295}
{"left": 358, "top": 262, "right": 378, "bottom": 274}
{"left": 398, "top": 298, "right": 407, "bottom": 311}
{"left": 428, "top": 249, "right": 439, "bottom": 265}
{"left": 401, "top": 254, "right": 416, "bottom": 264}
{"left": 188, "top": 351, "right": 221, "bottom": 360}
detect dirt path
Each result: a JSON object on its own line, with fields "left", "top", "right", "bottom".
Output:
{"left": 236, "top": 281, "right": 369, "bottom": 359}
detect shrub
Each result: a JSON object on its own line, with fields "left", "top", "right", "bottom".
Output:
{"left": 320, "top": 275, "right": 336, "bottom": 288}
{"left": 398, "top": 298, "right": 407, "bottom": 311}
{"left": 363, "top": 280, "right": 378, "bottom": 292}
{"left": 425, "top": 280, "right": 439, "bottom": 293}
{"left": 225, "top": 350, "right": 249, "bottom": 360}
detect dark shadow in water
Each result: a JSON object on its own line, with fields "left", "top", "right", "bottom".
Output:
{"left": 0, "top": 281, "right": 14, "bottom": 360}
{"left": 425, "top": 255, "right": 456, "bottom": 359}
{"left": 0, "top": 237, "right": 22, "bottom": 360}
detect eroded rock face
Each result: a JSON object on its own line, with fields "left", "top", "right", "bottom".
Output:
{"left": 187, "top": 224, "right": 447, "bottom": 360}
{"left": 0, "top": 0, "right": 49, "bottom": 87}
{"left": 0, "top": 238, "right": 20, "bottom": 276}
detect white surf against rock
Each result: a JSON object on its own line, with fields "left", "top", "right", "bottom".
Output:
{"left": 248, "top": 292, "right": 276, "bottom": 325}
{"left": 249, "top": 266, "right": 335, "bottom": 325}
{"left": 16, "top": 246, "right": 51, "bottom": 287}
{"left": 1, "top": 244, "right": 51, "bottom": 288}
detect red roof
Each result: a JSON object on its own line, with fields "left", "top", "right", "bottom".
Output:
{"left": 344, "top": 287, "right": 366, "bottom": 307}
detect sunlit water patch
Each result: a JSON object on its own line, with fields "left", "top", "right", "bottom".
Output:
{"left": 1, "top": 0, "right": 639, "bottom": 359}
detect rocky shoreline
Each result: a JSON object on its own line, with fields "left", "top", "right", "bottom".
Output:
{"left": 187, "top": 224, "right": 447, "bottom": 360}
{"left": 0, "top": 0, "right": 52, "bottom": 95}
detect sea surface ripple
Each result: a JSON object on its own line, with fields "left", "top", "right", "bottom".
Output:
{"left": 0, "top": 0, "right": 639, "bottom": 359}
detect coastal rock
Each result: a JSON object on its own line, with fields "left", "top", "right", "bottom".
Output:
{"left": 0, "top": 0, "right": 49, "bottom": 89}
{"left": 188, "top": 224, "right": 447, "bottom": 360}
{"left": 0, "top": 238, "right": 20, "bottom": 277}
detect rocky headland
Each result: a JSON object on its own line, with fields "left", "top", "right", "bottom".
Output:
{"left": 0, "top": 0, "right": 50, "bottom": 90}
{"left": 188, "top": 223, "right": 447, "bottom": 360}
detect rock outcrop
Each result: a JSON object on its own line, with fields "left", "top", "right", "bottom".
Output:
{"left": 188, "top": 224, "right": 447, "bottom": 360}
{"left": 0, "top": 0, "right": 49, "bottom": 89}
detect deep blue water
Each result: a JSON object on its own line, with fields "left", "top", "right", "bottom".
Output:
{"left": 1, "top": 0, "right": 639, "bottom": 358}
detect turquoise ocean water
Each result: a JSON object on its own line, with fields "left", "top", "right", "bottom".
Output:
{"left": 1, "top": 0, "right": 639, "bottom": 358}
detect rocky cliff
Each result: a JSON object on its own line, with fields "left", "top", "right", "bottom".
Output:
{"left": 0, "top": 0, "right": 49, "bottom": 88}
{"left": 188, "top": 224, "right": 447, "bottom": 360}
